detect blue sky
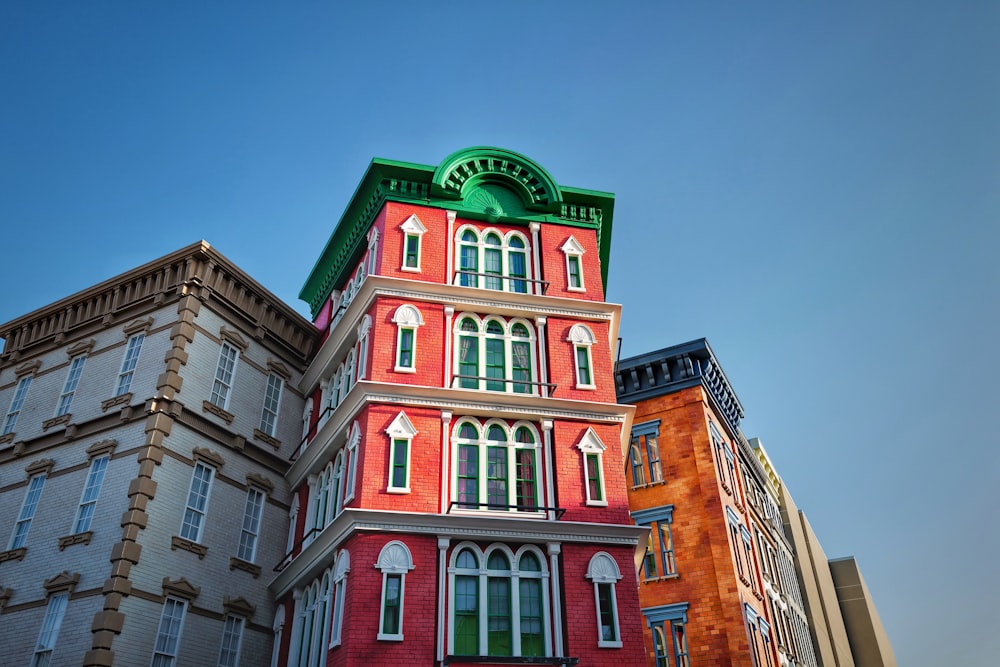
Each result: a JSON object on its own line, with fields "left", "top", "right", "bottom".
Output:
{"left": 2, "top": 3, "right": 997, "bottom": 664}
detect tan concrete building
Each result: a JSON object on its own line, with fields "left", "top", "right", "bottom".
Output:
{"left": 0, "top": 242, "right": 318, "bottom": 666}
{"left": 829, "top": 558, "right": 897, "bottom": 667}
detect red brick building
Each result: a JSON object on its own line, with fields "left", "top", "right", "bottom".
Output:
{"left": 615, "top": 339, "right": 780, "bottom": 667}
{"left": 271, "top": 147, "right": 647, "bottom": 666}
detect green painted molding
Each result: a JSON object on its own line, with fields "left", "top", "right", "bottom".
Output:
{"left": 299, "top": 147, "right": 615, "bottom": 319}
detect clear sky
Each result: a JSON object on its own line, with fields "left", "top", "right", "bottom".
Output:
{"left": 2, "top": 3, "right": 997, "bottom": 664}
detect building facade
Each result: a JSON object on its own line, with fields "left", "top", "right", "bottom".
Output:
{"left": 271, "top": 147, "right": 647, "bottom": 667}
{"left": 616, "top": 339, "right": 819, "bottom": 667}
{"left": 0, "top": 242, "right": 318, "bottom": 666}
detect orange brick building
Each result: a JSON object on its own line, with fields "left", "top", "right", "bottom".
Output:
{"left": 616, "top": 339, "right": 784, "bottom": 667}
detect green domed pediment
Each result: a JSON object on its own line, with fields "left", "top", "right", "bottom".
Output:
{"left": 432, "top": 147, "right": 563, "bottom": 213}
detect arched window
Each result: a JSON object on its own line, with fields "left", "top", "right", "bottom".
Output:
{"left": 576, "top": 428, "right": 608, "bottom": 506}
{"left": 356, "top": 315, "right": 372, "bottom": 382}
{"left": 449, "top": 543, "right": 550, "bottom": 658}
{"left": 329, "top": 550, "right": 350, "bottom": 647}
{"left": 560, "top": 236, "right": 586, "bottom": 292}
{"left": 454, "top": 226, "right": 533, "bottom": 293}
{"left": 392, "top": 305, "right": 424, "bottom": 373}
{"left": 586, "top": 552, "right": 623, "bottom": 648}
{"left": 453, "top": 315, "right": 536, "bottom": 394}
{"left": 376, "top": 541, "right": 415, "bottom": 640}
{"left": 567, "top": 324, "right": 597, "bottom": 389}
{"left": 452, "top": 418, "right": 540, "bottom": 513}
{"left": 344, "top": 422, "right": 361, "bottom": 503}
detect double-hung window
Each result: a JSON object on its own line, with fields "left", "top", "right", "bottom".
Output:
{"left": 392, "top": 305, "right": 423, "bottom": 374}
{"left": 210, "top": 343, "right": 239, "bottom": 409}
{"left": 376, "top": 541, "right": 415, "bottom": 640}
{"left": 560, "top": 236, "right": 586, "bottom": 292}
{"left": 576, "top": 428, "right": 608, "bottom": 506}
{"left": 116, "top": 334, "right": 144, "bottom": 396}
{"left": 73, "top": 454, "right": 109, "bottom": 534}
{"left": 180, "top": 462, "right": 215, "bottom": 543}
{"left": 632, "top": 506, "right": 678, "bottom": 579}
{"left": 454, "top": 315, "right": 536, "bottom": 394}
{"left": 567, "top": 324, "right": 597, "bottom": 389}
{"left": 455, "top": 226, "right": 532, "bottom": 293}
{"left": 9, "top": 473, "right": 45, "bottom": 549}
{"left": 630, "top": 420, "right": 664, "bottom": 486}
{"left": 151, "top": 597, "right": 188, "bottom": 667}
{"left": 237, "top": 486, "right": 265, "bottom": 563}
{"left": 646, "top": 603, "right": 690, "bottom": 667}
{"left": 450, "top": 544, "right": 549, "bottom": 657}
{"left": 2, "top": 376, "right": 32, "bottom": 435}
{"left": 386, "top": 412, "right": 417, "bottom": 493}
{"left": 400, "top": 214, "right": 426, "bottom": 272}
{"left": 217, "top": 615, "right": 245, "bottom": 667}
{"left": 30, "top": 592, "right": 69, "bottom": 666}
{"left": 586, "top": 552, "right": 623, "bottom": 648}
{"left": 56, "top": 356, "right": 87, "bottom": 416}
{"left": 258, "top": 373, "right": 283, "bottom": 437}
{"left": 453, "top": 419, "right": 540, "bottom": 513}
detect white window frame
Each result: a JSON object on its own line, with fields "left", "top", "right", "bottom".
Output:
{"left": 452, "top": 418, "right": 541, "bottom": 514}
{"left": 392, "top": 304, "right": 424, "bottom": 373}
{"left": 447, "top": 542, "right": 551, "bottom": 657}
{"left": 454, "top": 225, "right": 532, "bottom": 293}
{"left": 217, "top": 614, "right": 246, "bottom": 667}
{"left": 9, "top": 473, "right": 45, "bottom": 549}
{"left": 356, "top": 315, "right": 372, "bottom": 382}
{"left": 210, "top": 342, "right": 239, "bottom": 410}
{"left": 400, "top": 214, "right": 426, "bottom": 272}
{"left": 329, "top": 550, "right": 350, "bottom": 648}
{"left": 567, "top": 324, "right": 597, "bottom": 389}
{"left": 237, "top": 486, "right": 266, "bottom": 563}
{"left": 343, "top": 421, "right": 361, "bottom": 503}
{"left": 116, "top": 333, "right": 145, "bottom": 396}
{"left": 56, "top": 355, "right": 87, "bottom": 417}
{"left": 31, "top": 591, "right": 69, "bottom": 666}
{"left": 453, "top": 314, "right": 537, "bottom": 394}
{"left": 576, "top": 428, "right": 608, "bottom": 506}
{"left": 151, "top": 596, "right": 188, "bottom": 667}
{"left": 2, "top": 375, "right": 32, "bottom": 435}
{"left": 376, "top": 540, "right": 415, "bottom": 640}
{"left": 367, "top": 227, "right": 380, "bottom": 277}
{"left": 385, "top": 412, "right": 417, "bottom": 493}
{"left": 179, "top": 462, "right": 215, "bottom": 543}
{"left": 560, "top": 236, "right": 586, "bottom": 292}
{"left": 73, "top": 454, "right": 110, "bottom": 534}
{"left": 586, "top": 552, "right": 623, "bottom": 648}
{"left": 259, "top": 372, "right": 284, "bottom": 437}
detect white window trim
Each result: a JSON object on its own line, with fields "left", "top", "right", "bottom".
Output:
{"left": 392, "top": 304, "right": 424, "bottom": 373}
{"left": 454, "top": 225, "right": 533, "bottom": 293}
{"left": 576, "top": 428, "right": 608, "bottom": 506}
{"left": 586, "top": 552, "right": 623, "bottom": 648}
{"left": 259, "top": 372, "right": 284, "bottom": 437}
{"left": 179, "top": 462, "right": 215, "bottom": 543}
{"left": 217, "top": 614, "right": 246, "bottom": 667}
{"left": 151, "top": 596, "right": 188, "bottom": 666}
{"left": 560, "top": 236, "right": 586, "bottom": 292}
{"left": 453, "top": 314, "right": 538, "bottom": 394}
{"left": 9, "top": 473, "right": 45, "bottom": 550}
{"left": 376, "top": 540, "right": 415, "bottom": 640}
{"left": 73, "top": 454, "right": 109, "bottom": 534}
{"left": 567, "top": 323, "right": 597, "bottom": 390}
{"left": 116, "top": 333, "right": 145, "bottom": 396}
{"left": 343, "top": 422, "right": 361, "bottom": 503}
{"left": 3, "top": 375, "right": 33, "bottom": 435}
{"left": 210, "top": 342, "right": 240, "bottom": 410}
{"left": 31, "top": 591, "right": 69, "bottom": 665}
{"left": 56, "top": 355, "right": 87, "bottom": 417}
{"left": 329, "top": 550, "right": 351, "bottom": 648}
{"left": 356, "top": 315, "right": 372, "bottom": 382}
{"left": 400, "top": 214, "right": 426, "bottom": 273}
{"left": 237, "top": 486, "right": 266, "bottom": 563}
{"left": 367, "top": 227, "right": 381, "bottom": 277}
{"left": 451, "top": 418, "right": 542, "bottom": 514}
{"left": 385, "top": 412, "right": 417, "bottom": 493}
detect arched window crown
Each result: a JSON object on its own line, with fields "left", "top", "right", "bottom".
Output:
{"left": 376, "top": 540, "right": 415, "bottom": 573}
{"left": 586, "top": 552, "right": 622, "bottom": 583}
{"left": 567, "top": 323, "right": 596, "bottom": 345}
{"left": 357, "top": 314, "right": 373, "bottom": 337}
{"left": 392, "top": 304, "right": 424, "bottom": 326}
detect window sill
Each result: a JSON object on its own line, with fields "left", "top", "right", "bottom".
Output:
{"left": 400, "top": 266, "right": 421, "bottom": 273}
{"left": 0, "top": 547, "right": 27, "bottom": 563}
{"left": 643, "top": 573, "right": 680, "bottom": 583}
{"left": 566, "top": 286, "right": 587, "bottom": 293}
{"left": 230, "top": 557, "right": 261, "bottom": 578}
{"left": 386, "top": 487, "right": 410, "bottom": 494}
{"left": 597, "top": 641, "right": 623, "bottom": 649}
{"left": 630, "top": 480, "right": 666, "bottom": 491}
{"left": 202, "top": 400, "right": 234, "bottom": 424}
{"left": 585, "top": 500, "right": 608, "bottom": 507}
{"left": 0, "top": 432, "right": 14, "bottom": 445}
{"left": 394, "top": 366, "right": 417, "bottom": 374}
{"left": 101, "top": 393, "right": 133, "bottom": 412}
{"left": 171, "top": 535, "right": 208, "bottom": 559}
{"left": 574, "top": 384, "right": 597, "bottom": 391}
{"left": 58, "top": 531, "right": 93, "bottom": 550}
{"left": 445, "top": 657, "right": 580, "bottom": 665}
{"left": 377, "top": 632, "right": 404, "bottom": 641}
{"left": 43, "top": 413, "right": 72, "bottom": 431}
{"left": 252, "top": 429, "right": 281, "bottom": 450}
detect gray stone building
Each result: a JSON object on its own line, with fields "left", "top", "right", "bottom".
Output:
{"left": 0, "top": 241, "right": 318, "bottom": 666}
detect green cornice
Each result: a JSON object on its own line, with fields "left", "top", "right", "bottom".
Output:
{"left": 299, "top": 147, "right": 615, "bottom": 319}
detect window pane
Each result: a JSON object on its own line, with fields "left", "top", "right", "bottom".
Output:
{"left": 487, "top": 577, "right": 512, "bottom": 656}
{"left": 487, "top": 447, "right": 507, "bottom": 508}
{"left": 455, "top": 575, "right": 478, "bottom": 654}
{"left": 382, "top": 574, "right": 402, "bottom": 634}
